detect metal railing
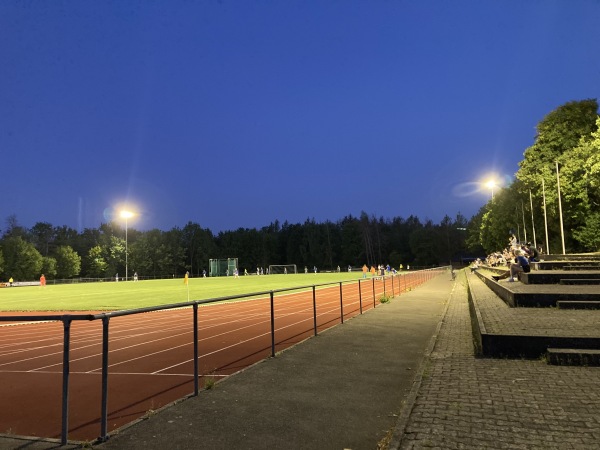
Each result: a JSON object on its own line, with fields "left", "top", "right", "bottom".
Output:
{"left": 0, "top": 267, "right": 446, "bottom": 445}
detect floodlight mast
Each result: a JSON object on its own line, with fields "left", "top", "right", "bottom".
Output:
{"left": 485, "top": 180, "right": 497, "bottom": 200}
{"left": 120, "top": 210, "right": 134, "bottom": 281}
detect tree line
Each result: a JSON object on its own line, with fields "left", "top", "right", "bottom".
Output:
{"left": 2, "top": 98, "right": 598, "bottom": 282}
{"left": 0, "top": 212, "right": 472, "bottom": 281}
{"left": 471, "top": 98, "right": 600, "bottom": 255}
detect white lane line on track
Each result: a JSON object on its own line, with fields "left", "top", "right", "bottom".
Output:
{"left": 153, "top": 304, "right": 344, "bottom": 374}
{"left": 0, "top": 290, "right": 357, "bottom": 374}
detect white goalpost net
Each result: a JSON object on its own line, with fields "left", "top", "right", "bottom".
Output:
{"left": 268, "top": 264, "right": 297, "bottom": 274}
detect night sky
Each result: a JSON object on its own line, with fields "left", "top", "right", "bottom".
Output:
{"left": 2, "top": 1, "right": 599, "bottom": 233}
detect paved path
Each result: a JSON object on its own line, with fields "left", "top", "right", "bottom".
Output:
{"left": 390, "top": 271, "right": 600, "bottom": 449}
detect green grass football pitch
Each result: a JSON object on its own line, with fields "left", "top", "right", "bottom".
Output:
{"left": 0, "top": 272, "right": 367, "bottom": 312}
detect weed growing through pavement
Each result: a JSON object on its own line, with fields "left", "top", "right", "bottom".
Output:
{"left": 204, "top": 375, "right": 216, "bottom": 390}
{"left": 379, "top": 294, "right": 392, "bottom": 304}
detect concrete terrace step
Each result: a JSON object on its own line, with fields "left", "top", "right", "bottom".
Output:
{"left": 521, "top": 271, "right": 600, "bottom": 285}
{"left": 467, "top": 273, "right": 600, "bottom": 358}
{"left": 559, "top": 278, "right": 600, "bottom": 285}
{"left": 547, "top": 348, "right": 600, "bottom": 366}
{"left": 542, "top": 254, "right": 600, "bottom": 262}
{"left": 475, "top": 271, "right": 600, "bottom": 307}
{"left": 532, "top": 261, "right": 600, "bottom": 270}
{"left": 557, "top": 300, "right": 600, "bottom": 309}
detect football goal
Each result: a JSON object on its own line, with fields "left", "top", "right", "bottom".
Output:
{"left": 268, "top": 264, "right": 297, "bottom": 274}
{"left": 209, "top": 258, "right": 238, "bottom": 277}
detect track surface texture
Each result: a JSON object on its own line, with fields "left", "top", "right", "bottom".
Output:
{"left": 0, "top": 272, "right": 435, "bottom": 446}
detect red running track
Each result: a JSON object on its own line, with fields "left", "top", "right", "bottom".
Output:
{"left": 0, "top": 271, "right": 437, "bottom": 442}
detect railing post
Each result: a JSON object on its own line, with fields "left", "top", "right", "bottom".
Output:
{"left": 358, "top": 279, "right": 363, "bottom": 314}
{"left": 372, "top": 277, "right": 376, "bottom": 308}
{"left": 270, "top": 291, "right": 275, "bottom": 357}
{"left": 193, "top": 303, "right": 199, "bottom": 396}
{"left": 61, "top": 317, "right": 72, "bottom": 446}
{"left": 99, "top": 316, "right": 110, "bottom": 442}
{"left": 312, "top": 286, "right": 317, "bottom": 336}
{"left": 339, "top": 282, "right": 344, "bottom": 324}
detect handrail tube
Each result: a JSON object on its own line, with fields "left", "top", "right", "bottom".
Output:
{"left": 0, "top": 314, "right": 94, "bottom": 322}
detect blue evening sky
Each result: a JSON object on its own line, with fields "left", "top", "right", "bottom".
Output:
{"left": 2, "top": 1, "right": 599, "bottom": 233}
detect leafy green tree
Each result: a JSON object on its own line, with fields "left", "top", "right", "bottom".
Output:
{"left": 339, "top": 215, "right": 364, "bottom": 266}
{"left": 41, "top": 256, "right": 58, "bottom": 278}
{"left": 465, "top": 208, "right": 485, "bottom": 255}
{"left": 105, "top": 235, "right": 126, "bottom": 277}
{"left": 54, "top": 245, "right": 81, "bottom": 278}
{"left": 409, "top": 220, "right": 438, "bottom": 267}
{"left": 560, "top": 116, "right": 600, "bottom": 251}
{"left": 181, "top": 222, "right": 215, "bottom": 277}
{"left": 1, "top": 236, "right": 43, "bottom": 280}
{"left": 30, "top": 222, "right": 55, "bottom": 256}
{"left": 76, "top": 228, "right": 102, "bottom": 276}
{"left": 87, "top": 245, "right": 108, "bottom": 278}
{"left": 517, "top": 99, "right": 598, "bottom": 252}
{"left": 0, "top": 247, "right": 4, "bottom": 276}
{"left": 573, "top": 212, "right": 600, "bottom": 251}
{"left": 2, "top": 215, "right": 28, "bottom": 239}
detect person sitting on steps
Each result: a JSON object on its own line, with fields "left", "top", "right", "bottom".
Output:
{"left": 492, "top": 250, "right": 530, "bottom": 282}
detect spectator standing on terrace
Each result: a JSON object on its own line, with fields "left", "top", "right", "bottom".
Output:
{"left": 510, "top": 233, "right": 518, "bottom": 250}
{"left": 40, "top": 274, "right": 46, "bottom": 287}
{"left": 492, "top": 250, "right": 530, "bottom": 282}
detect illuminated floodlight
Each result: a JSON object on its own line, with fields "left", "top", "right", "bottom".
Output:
{"left": 484, "top": 178, "right": 498, "bottom": 200}
{"left": 120, "top": 210, "right": 134, "bottom": 220}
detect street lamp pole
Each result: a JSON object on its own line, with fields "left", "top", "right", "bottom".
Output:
{"left": 120, "top": 211, "right": 134, "bottom": 281}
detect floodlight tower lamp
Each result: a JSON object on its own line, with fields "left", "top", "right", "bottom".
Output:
{"left": 485, "top": 179, "right": 497, "bottom": 200}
